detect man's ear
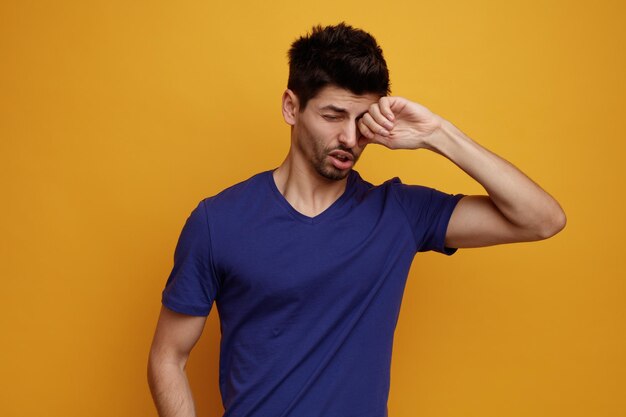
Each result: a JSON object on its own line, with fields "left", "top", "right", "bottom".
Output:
{"left": 282, "top": 89, "right": 299, "bottom": 126}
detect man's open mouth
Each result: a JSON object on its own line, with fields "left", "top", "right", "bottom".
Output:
{"left": 328, "top": 150, "right": 354, "bottom": 169}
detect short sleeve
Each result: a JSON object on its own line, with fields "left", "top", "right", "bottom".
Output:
{"left": 390, "top": 180, "right": 465, "bottom": 255}
{"left": 161, "top": 199, "right": 220, "bottom": 316}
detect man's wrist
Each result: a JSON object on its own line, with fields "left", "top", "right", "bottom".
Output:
{"left": 422, "top": 117, "right": 458, "bottom": 154}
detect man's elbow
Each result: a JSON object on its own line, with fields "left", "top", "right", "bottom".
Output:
{"left": 535, "top": 207, "right": 567, "bottom": 240}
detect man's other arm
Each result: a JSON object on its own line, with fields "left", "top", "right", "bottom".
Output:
{"left": 436, "top": 118, "right": 566, "bottom": 248}
{"left": 358, "top": 96, "right": 566, "bottom": 248}
{"left": 148, "top": 305, "right": 207, "bottom": 417}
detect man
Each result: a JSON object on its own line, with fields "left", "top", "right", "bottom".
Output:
{"left": 148, "top": 23, "right": 566, "bottom": 417}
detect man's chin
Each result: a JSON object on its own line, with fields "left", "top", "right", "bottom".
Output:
{"left": 317, "top": 166, "right": 351, "bottom": 181}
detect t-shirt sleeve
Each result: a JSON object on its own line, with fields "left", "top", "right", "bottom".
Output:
{"left": 390, "top": 180, "right": 465, "bottom": 255}
{"left": 161, "top": 199, "right": 220, "bottom": 316}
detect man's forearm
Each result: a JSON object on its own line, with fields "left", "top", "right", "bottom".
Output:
{"left": 148, "top": 360, "right": 197, "bottom": 417}
{"left": 428, "top": 118, "right": 566, "bottom": 236}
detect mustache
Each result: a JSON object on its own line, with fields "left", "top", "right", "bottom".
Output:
{"left": 328, "top": 146, "right": 355, "bottom": 158}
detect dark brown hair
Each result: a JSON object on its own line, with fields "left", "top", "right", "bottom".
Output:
{"left": 287, "top": 22, "right": 390, "bottom": 110}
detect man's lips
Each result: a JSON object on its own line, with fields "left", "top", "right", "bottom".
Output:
{"left": 328, "top": 150, "right": 354, "bottom": 161}
{"left": 328, "top": 150, "right": 354, "bottom": 170}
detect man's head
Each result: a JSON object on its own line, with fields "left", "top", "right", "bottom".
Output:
{"left": 287, "top": 22, "right": 390, "bottom": 111}
{"left": 282, "top": 23, "right": 390, "bottom": 182}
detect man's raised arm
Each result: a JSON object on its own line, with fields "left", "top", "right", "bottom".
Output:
{"left": 148, "top": 306, "right": 207, "bottom": 417}
{"left": 357, "top": 96, "right": 566, "bottom": 248}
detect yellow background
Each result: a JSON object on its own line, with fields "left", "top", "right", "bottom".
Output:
{"left": 1, "top": 0, "right": 624, "bottom": 416}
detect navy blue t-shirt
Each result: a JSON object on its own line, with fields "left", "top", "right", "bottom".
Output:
{"left": 162, "top": 169, "right": 464, "bottom": 417}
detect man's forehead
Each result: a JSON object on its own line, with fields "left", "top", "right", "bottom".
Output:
{"left": 311, "top": 86, "right": 380, "bottom": 112}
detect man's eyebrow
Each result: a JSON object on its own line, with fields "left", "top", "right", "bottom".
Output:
{"left": 319, "top": 105, "right": 368, "bottom": 119}
{"left": 319, "top": 105, "right": 348, "bottom": 113}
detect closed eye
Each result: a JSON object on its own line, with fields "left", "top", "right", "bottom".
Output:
{"left": 322, "top": 114, "right": 341, "bottom": 121}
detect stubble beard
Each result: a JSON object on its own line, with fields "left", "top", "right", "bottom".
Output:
{"left": 312, "top": 143, "right": 357, "bottom": 181}
{"left": 297, "top": 124, "right": 360, "bottom": 181}
{"left": 314, "top": 159, "right": 348, "bottom": 181}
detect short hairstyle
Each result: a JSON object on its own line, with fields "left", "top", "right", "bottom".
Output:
{"left": 287, "top": 22, "right": 390, "bottom": 110}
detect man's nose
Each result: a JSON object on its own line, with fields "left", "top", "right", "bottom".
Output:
{"left": 338, "top": 120, "right": 360, "bottom": 148}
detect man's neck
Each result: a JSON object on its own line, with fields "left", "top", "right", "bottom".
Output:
{"left": 272, "top": 156, "right": 349, "bottom": 218}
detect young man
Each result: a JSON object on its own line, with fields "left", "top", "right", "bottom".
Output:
{"left": 148, "top": 23, "right": 566, "bottom": 417}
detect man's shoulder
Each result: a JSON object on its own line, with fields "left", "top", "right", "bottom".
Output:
{"left": 200, "top": 169, "right": 271, "bottom": 211}
{"left": 353, "top": 170, "right": 404, "bottom": 188}
{"left": 353, "top": 171, "right": 403, "bottom": 196}
{"left": 355, "top": 173, "right": 454, "bottom": 207}
{"left": 358, "top": 172, "right": 444, "bottom": 194}
{"left": 212, "top": 170, "right": 269, "bottom": 196}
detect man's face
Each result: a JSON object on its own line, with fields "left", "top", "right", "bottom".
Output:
{"left": 290, "top": 85, "right": 381, "bottom": 181}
